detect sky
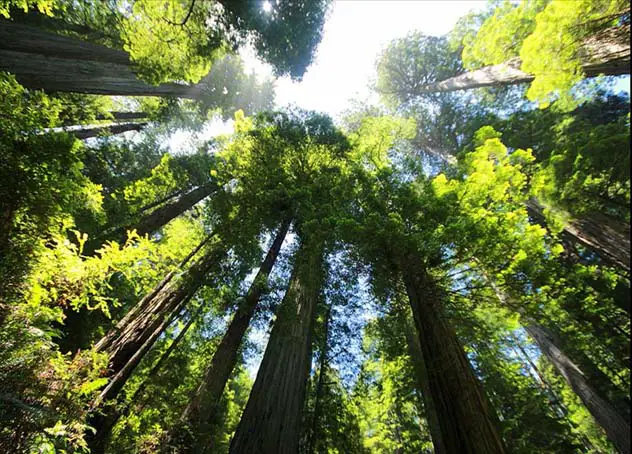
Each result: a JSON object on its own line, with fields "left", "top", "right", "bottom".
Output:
{"left": 167, "top": 1, "right": 487, "bottom": 152}
{"left": 248, "top": 0, "right": 487, "bottom": 118}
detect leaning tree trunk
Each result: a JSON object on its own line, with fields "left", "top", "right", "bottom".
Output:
{"left": 488, "top": 279, "right": 631, "bottom": 453}
{"left": 229, "top": 237, "right": 324, "bottom": 454}
{"left": 403, "top": 313, "right": 447, "bottom": 454}
{"left": 416, "top": 23, "right": 630, "bottom": 94}
{"left": 526, "top": 199, "right": 630, "bottom": 274}
{"left": 70, "top": 121, "right": 148, "bottom": 140}
{"left": 86, "top": 236, "right": 223, "bottom": 452}
{"left": 87, "top": 305, "right": 202, "bottom": 454}
{"left": 92, "top": 235, "right": 220, "bottom": 403}
{"left": 400, "top": 255, "right": 506, "bottom": 454}
{"left": 0, "top": 19, "right": 198, "bottom": 98}
{"left": 60, "top": 111, "right": 149, "bottom": 127}
{"left": 525, "top": 323, "right": 631, "bottom": 454}
{"left": 85, "top": 181, "right": 219, "bottom": 254}
{"left": 175, "top": 219, "right": 291, "bottom": 451}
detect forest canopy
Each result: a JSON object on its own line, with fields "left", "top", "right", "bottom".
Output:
{"left": 0, "top": 1, "right": 630, "bottom": 453}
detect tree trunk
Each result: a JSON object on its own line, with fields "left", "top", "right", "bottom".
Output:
{"left": 400, "top": 256, "right": 506, "bottom": 454}
{"left": 307, "top": 306, "right": 331, "bottom": 454}
{"left": 176, "top": 219, "right": 291, "bottom": 450}
{"left": 525, "top": 323, "right": 631, "bottom": 454}
{"left": 526, "top": 199, "right": 630, "bottom": 274}
{"left": 87, "top": 305, "right": 203, "bottom": 454}
{"left": 85, "top": 181, "right": 219, "bottom": 255}
{"left": 92, "top": 235, "right": 221, "bottom": 402}
{"left": 70, "top": 121, "right": 148, "bottom": 140}
{"left": 403, "top": 314, "right": 447, "bottom": 454}
{"left": 96, "top": 111, "right": 149, "bottom": 122}
{"left": 416, "top": 24, "right": 630, "bottom": 94}
{"left": 229, "top": 238, "right": 324, "bottom": 454}
{"left": 0, "top": 20, "right": 198, "bottom": 98}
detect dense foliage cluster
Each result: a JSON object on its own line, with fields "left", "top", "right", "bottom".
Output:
{"left": 0, "top": 1, "right": 629, "bottom": 453}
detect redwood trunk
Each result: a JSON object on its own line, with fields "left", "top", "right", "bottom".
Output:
{"left": 526, "top": 200, "right": 630, "bottom": 274}
{"left": 88, "top": 305, "right": 203, "bottom": 454}
{"left": 400, "top": 258, "right": 506, "bottom": 454}
{"left": 93, "top": 237, "right": 222, "bottom": 403}
{"left": 229, "top": 238, "right": 324, "bottom": 454}
{"left": 525, "top": 323, "right": 631, "bottom": 454}
{"left": 71, "top": 122, "right": 148, "bottom": 140}
{"left": 86, "top": 182, "right": 218, "bottom": 254}
{"left": 177, "top": 220, "right": 291, "bottom": 448}
{"left": 307, "top": 306, "right": 331, "bottom": 454}
{"left": 417, "top": 24, "right": 630, "bottom": 94}
{"left": 0, "top": 20, "right": 198, "bottom": 98}
{"left": 404, "top": 314, "right": 447, "bottom": 454}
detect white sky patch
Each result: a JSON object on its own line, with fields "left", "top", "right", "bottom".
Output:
{"left": 242, "top": 1, "right": 487, "bottom": 119}
{"left": 165, "top": 116, "right": 235, "bottom": 154}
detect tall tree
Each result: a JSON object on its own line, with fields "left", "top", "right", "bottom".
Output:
{"left": 229, "top": 235, "right": 325, "bottom": 454}
{"left": 174, "top": 218, "right": 291, "bottom": 451}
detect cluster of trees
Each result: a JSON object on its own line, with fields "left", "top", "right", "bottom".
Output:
{"left": 0, "top": 1, "right": 629, "bottom": 453}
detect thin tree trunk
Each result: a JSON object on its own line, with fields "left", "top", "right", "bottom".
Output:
{"left": 416, "top": 24, "right": 630, "bottom": 95}
{"left": 526, "top": 199, "right": 630, "bottom": 274}
{"left": 400, "top": 255, "right": 506, "bottom": 454}
{"left": 87, "top": 305, "right": 204, "bottom": 454}
{"left": 92, "top": 235, "right": 221, "bottom": 400}
{"left": 525, "top": 323, "right": 631, "bottom": 454}
{"left": 403, "top": 313, "right": 447, "bottom": 454}
{"left": 488, "top": 280, "right": 631, "bottom": 453}
{"left": 70, "top": 121, "right": 148, "bottom": 140}
{"left": 85, "top": 181, "right": 218, "bottom": 255}
{"left": 307, "top": 306, "right": 331, "bottom": 454}
{"left": 0, "top": 20, "right": 199, "bottom": 98}
{"left": 96, "top": 111, "right": 149, "bottom": 122}
{"left": 229, "top": 238, "right": 324, "bottom": 454}
{"left": 176, "top": 219, "right": 291, "bottom": 450}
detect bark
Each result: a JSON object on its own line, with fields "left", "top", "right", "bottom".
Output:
{"left": 229, "top": 238, "right": 324, "bottom": 454}
{"left": 489, "top": 281, "right": 631, "bottom": 452}
{"left": 92, "top": 235, "right": 220, "bottom": 401}
{"left": 400, "top": 256, "right": 506, "bottom": 454}
{"left": 85, "top": 181, "right": 218, "bottom": 255}
{"left": 176, "top": 219, "right": 291, "bottom": 449}
{"left": 526, "top": 199, "right": 630, "bottom": 274}
{"left": 70, "top": 121, "right": 148, "bottom": 140}
{"left": 95, "top": 111, "right": 149, "bottom": 122}
{"left": 307, "top": 306, "right": 331, "bottom": 454}
{"left": 88, "top": 305, "right": 203, "bottom": 454}
{"left": 525, "top": 323, "right": 631, "bottom": 454}
{"left": 0, "top": 20, "right": 198, "bottom": 98}
{"left": 416, "top": 24, "right": 630, "bottom": 94}
{"left": 404, "top": 315, "right": 447, "bottom": 454}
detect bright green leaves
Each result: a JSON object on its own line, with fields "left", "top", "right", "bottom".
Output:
{"left": 461, "top": 0, "right": 548, "bottom": 69}
{"left": 459, "top": 0, "right": 629, "bottom": 109}
{"left": 347, "top": 116, "right": 416, "bottom": 173}
{"left": 120, "top": 0, "right": 223, "bottom": 84}
{"left": 0, "top": 0, "right": 56, "bottom": 18}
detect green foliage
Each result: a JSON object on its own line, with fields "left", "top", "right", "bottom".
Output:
{"left": 0, "top": 0, "right": 56, "bottom": 18}
{"left": 459, "top": 0, "right": 629, "bottom": 109}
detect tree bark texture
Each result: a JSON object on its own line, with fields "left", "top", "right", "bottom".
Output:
{"left": 400, "top": 257, "right": 506, "bottom": 454}
{"left": 85, "top": 182, "right": 219, "bottom": 255}
{"left": 177, "top": 219, "right": 291, "bottom": 450}
{"left": 0, "top": 20, "right": 197, "bottom": 98}
{"left": 404, "top": 314, "right": 447, "bottom": 454}
{"left": 526, "top": 199, "right": 630, "bottom": 274}
{"left": 70, "top": 121, "right": 148, "bottom": 140}
{"left": 525, "top": 323, "right": 631, "bottom": 454}
{"left": 87, "top": 306, "right": 202, "bottom": 454}
{"left": 229, "top": 238, "right": 325, "bottom": 454}
{"left": 416, "top": 24, "right": 630, "bottom": 94}
{"left": 92, "top": 236, "right": 222, "bottom": 406}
